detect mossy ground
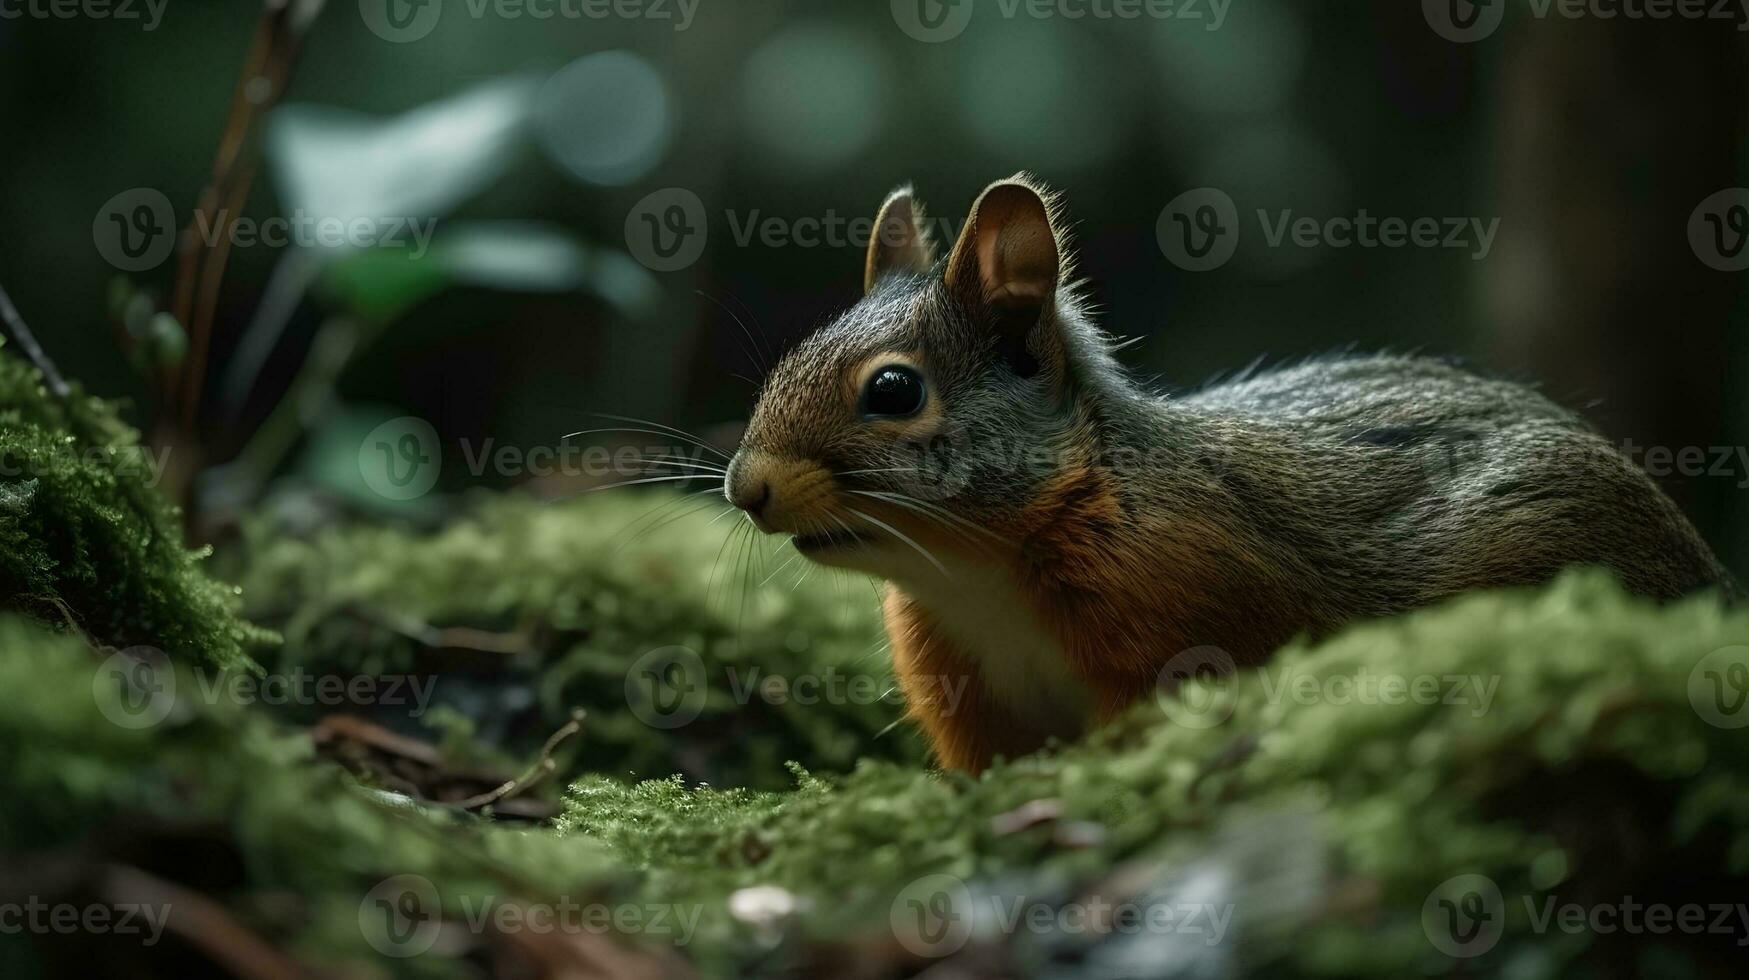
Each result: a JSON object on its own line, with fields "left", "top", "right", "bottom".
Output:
{"left": 3, "top": 346, "right": 1748, "bottom": 978}
{"left": 0, "top": 341, "right": 267, "bottom": 667}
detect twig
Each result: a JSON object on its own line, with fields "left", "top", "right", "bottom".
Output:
{"left": 0, "top": 284, "right": 69, "bottom": 397}
{"left": 348, "top": 605, "right": 535, "bottom": 656}
{"left": 170, "top": 0, "right": 326, "bottom": 431}
{"left": 452, "top": 709, "right": 587, "bottom": 812}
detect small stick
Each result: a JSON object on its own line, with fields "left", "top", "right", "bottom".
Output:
{"left": 452, "top": 709, "right": 588, "bottom": 812}
{"left": 0, "top": 284, "right": 69, "bottom": 397}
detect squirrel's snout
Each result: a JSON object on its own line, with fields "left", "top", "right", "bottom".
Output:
{"left": 726, "top": 451, "right": 777, "bottom": 531}
{"left": 726, "top": 449, "right": 835, "bottom": 537}
{"left": 731, "top": 478, "right": 771, "bottom": 519}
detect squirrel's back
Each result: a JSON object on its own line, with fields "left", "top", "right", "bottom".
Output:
{"left": 1143, "top": 353, "right": 1732, "bottom": 615}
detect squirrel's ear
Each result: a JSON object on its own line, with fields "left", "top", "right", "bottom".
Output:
{"left": 864, "top": 186, "right": 937, "bottom": 294}
{"left": 944, "top": 175, "right": 1062, "bottom": 375}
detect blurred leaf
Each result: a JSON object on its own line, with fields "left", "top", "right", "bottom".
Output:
{"left": 322, "top": 221, "right": 660, "bottom": 323}
{"left": 265, "top": 75, "right": 536, "bottom": 244}
{"left": 318, "top": 248, "right": 450, "bottom": 322}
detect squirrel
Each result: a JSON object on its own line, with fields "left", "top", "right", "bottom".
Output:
{"left": 723, "top": 174, "right": 1733, "bottom": 773}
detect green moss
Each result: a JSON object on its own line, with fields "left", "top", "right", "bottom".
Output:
{"left": 559, "top": 571, "right": 1749, "bottom": 976}
{"left": 235, "top": 491, "right": 925, "bottom": 787}
{"left": 0, "top": 344, "right": 268, "bottom": 667}
{"left": 0, "top": 614, "right": 624, "bottom": 978}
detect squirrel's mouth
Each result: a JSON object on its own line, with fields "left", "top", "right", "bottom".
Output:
{"left": 792, "top": 528, "right": 870, "bottom": 553}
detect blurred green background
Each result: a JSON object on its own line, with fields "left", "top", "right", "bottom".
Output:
{"left": 0, "top": 0, "right": 1743, "bottom": 573}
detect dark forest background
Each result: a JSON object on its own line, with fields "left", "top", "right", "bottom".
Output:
{"left": 0, "top": 0, "right": 1744, "bottom": 574}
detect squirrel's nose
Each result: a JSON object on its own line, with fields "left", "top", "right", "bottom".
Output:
{"left": 725, "top": 453, "right": 773, "bottom": 522}
{"left": 735, "top": 481, "right": 771, "bottom": 517}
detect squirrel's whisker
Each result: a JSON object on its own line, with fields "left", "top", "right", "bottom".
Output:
{"left": 585, "top": 474, "right": 726, "bottom": 492}
{"left": 610, "top": 488, "right": 726, "bottom": 554}
{"left": 759, "top": 551, "right": 803, "bottom": 588}
{"left": 569, "top": 418, "right": 731, "bottom": 461}
{"left": 627, "top": 459, "right": 729, "bottom": 475}
{"left": 848, "top": 490, "right": 1008, "bottom": 549}
{"left": 696, "top": 288, "right": 774, "bottom": 374}
{"left": 835, "top": 467, "right": 921, "bottom": 478}
{"left": 845, "top": 506, "right": 948, "bottom": 576}
{"left": 642, "top": 453, "right": 728, "bottom": 471}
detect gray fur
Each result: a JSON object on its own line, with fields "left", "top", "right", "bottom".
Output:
{"left": 746, "top": 270, "right": 1731, "bottom": 622}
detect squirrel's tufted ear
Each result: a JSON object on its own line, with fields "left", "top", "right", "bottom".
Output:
{"left": 944, "top": 175, "right": 1062, "bottom": 376}
{"left": 864, "top": 186, "right": 937, "bottom": 294}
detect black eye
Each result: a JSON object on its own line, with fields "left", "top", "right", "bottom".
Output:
{"left": 859, "top": 365, "right": 926, "bottom": 419}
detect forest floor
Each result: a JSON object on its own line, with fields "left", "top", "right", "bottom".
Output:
{"left": 4, "top": 344, "right": 1749, "bottom": 979}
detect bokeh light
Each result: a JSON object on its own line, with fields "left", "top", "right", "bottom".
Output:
{"left": 536, "top": 50, "right": 672, "bottom": 186}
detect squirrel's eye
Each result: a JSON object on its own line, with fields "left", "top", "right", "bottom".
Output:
{"left": 859, "top": 365, "right": 926, "bottom": 419}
